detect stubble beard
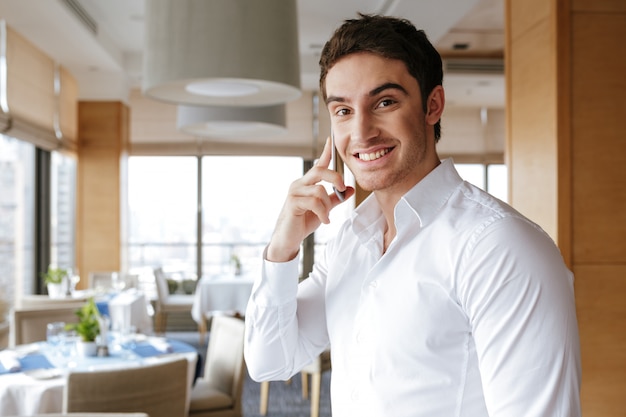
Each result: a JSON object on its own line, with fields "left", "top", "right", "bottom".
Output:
{"left": 353, "top": 132, "right": 428, "bottom": 194}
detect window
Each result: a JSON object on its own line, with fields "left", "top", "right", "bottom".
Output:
{"left": 455, "top": 162, "right": 508, "bottom": 203}
{"left": 127, "top": 155, "right": 302, "bottom": 281}
{"left": 202, "top": 156, "right": 302, "bottom": 277}
{"left": 128, "top": 156, "right": 198, "bottom": 278}
{"left": 50, "top": 152, "right": 77, "bottom": 272}
{"left": 0, "top": 134, "right": 35, "bottom": 308}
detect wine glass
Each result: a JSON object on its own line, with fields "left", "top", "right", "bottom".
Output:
{"left": 69, "top": 268, "right": 81, "bottom": 294}
{"left": 112, "top": 272, "right": 126, "bottom": 292}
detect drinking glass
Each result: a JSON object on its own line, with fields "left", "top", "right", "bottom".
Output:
{"left": 59, "top": 330, "right": 79, "bottom": 367}
{"left": 46, "top": 321, "right": 65, "bottom": 352}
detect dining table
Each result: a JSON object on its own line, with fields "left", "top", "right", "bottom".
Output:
{"left": 191, "top": 274, "right": 255, "bottom": 341}
{"left": 0, "top": 336, "right": 199, "bottom": 416}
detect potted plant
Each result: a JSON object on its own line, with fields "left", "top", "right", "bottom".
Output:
{"left": 230, "top": 254, "right": 242, "bottom": 276}
{"left": 65, "top": 297, "right": 101, "bottom": 356}
{"left": 41, "top": 266, "right": 70, "bottom": 298}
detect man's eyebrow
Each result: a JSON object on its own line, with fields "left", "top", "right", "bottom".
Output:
{"left": 325, "top": 82, "right": 409, "bottom": 106}
{"left": 369, "top": 82, "right": 408, "bottom": 97}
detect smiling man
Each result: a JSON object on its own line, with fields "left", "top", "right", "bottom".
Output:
{"left": 244, "top": 14, "right": 581, "bottom": 417}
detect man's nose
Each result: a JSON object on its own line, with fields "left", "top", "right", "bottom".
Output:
{"left": 351, "top": 111, "right": 379, "bottom": 142}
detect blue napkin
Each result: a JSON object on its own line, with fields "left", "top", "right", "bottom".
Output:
{"left": 20, "top": 354, "right": 54, "bottom": 371}
{"left": 0, "top": 353, "right": 54, "bottom": 374}
{"left": 96, "top": 300, "right": 110, "bottom": 317}
{"left": 131, "top": 339, "right": 195, "bottom": 358}
{"left": 130, "top": 339, "right": 201, "bottom": 382}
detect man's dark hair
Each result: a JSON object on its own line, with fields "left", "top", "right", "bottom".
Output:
{"left": 319, "top": 13, "right": 443, "bottom": 140}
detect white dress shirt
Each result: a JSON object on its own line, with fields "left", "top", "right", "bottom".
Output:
{"left": 244, "top": 159, "right": 581, "bottom": 417}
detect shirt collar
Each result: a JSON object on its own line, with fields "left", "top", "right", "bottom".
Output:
{"left": 351, "top": 158, "right": 464, "bottom": 235}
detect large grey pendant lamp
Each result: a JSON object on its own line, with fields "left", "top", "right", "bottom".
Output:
{"left": 176, "top": 103, "right": 287, "bottom": 139}
{"left": 142, "top": 0, "right": 301, "bottom": 107}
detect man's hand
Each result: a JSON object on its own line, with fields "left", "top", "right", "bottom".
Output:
{"left": 266, "top": 137, "right": 355, "bottom": 262}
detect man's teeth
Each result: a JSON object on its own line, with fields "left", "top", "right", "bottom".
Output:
{"left": 358, "top": 148, "right": 390, "bottom": 161}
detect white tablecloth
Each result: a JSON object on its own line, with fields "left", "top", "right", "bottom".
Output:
{"left": 0, "top": 339, "right": 197, "bottom": 416}
{"left": 191, "top": 275, "right": 255, "bottom": 323}
{"left": 108, "top": 289, "right": 152, "bottom": 334}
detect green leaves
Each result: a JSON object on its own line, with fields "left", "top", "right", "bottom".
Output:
{"left": 66, "top": 297, "right": 101, "bottom": 342}
{"left": 41, "top": 266, "right": 69, "bottom": 284}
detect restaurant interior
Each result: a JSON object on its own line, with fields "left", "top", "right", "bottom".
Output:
{"left": 0, "top": 0, "right": 624, "bottom": 416}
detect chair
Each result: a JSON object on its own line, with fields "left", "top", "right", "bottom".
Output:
{"left": 25, "top": 413, "right": 150, "bottom": 417}
{"left": 10, "top": 306, "right": 79, "bottom": 347}
{"left": 188, "top": 316, "right": 246, "bottom": 417}
{"left": 89, "top": 271, "right": 138, "bottom": 292}
{"left": 63, "top": 357, "right": 189, "bottom": 417}
{"left": 300, "top": 350, "right": 332, "bottom": 417}
{"left": 89, "top": 271, "right": 117, "bottom": 292}
{"left": 259, "top": 349, "right": 331, "bottom": 417}
{"left": 153, "top": 267, "right": 194, "bottom": 333}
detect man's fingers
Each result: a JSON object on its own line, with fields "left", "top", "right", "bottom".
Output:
{"left": 316, "top": 136, "right": 333, "bottom": 168}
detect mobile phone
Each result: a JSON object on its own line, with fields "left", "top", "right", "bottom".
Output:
{"left": 331, "top": 130, "right": 346, "bottom": 201}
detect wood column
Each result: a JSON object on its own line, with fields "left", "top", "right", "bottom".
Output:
{"left": 506, "top": 0, "right": 626, "bottom": 415}
{"left": 76, "top": 101, "right": 129, "bottom": 287}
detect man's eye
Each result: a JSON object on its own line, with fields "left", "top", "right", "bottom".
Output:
{"left": 336, "top": 108, "right": 350, "bottom": 116}
{"left": 378, "top": 99, "right": 395, "bottom": 108}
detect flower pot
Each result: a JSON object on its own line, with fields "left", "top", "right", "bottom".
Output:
{"left": 47, "top": 282, "right": 66, "bottom": 299}
{"left": 76, "top": 341, "right": 98, "bottom": 357}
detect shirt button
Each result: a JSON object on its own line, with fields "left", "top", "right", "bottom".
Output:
{"left": 369, "top": 280, "right": 378, "bottom": 288}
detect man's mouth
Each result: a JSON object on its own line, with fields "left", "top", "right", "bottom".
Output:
{"left": 357, "top": 147, "right": 391, "bottom": 161}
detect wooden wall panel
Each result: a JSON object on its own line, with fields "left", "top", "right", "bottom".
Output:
{"left": 508, "top": 0, "right": 551, "bottom": 42}
{"left": 575, "top": 265, "right": 626, "bottom": 417}
{"left": 507, "top": 15, "right": 559, "bottom": 239}
{"left": 571, "top": 13, "right": 626, "bottom": 263}
{"left": 508, "top": 1, "right": 626, "bottom": 415}
{"left": 77, "top": 101, "right": 128, "bottom": 285}
{"left": 572, "top": 0, "right": 626, "bottom": 12}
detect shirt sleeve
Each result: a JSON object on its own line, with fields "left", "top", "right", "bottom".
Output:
{"left": 458, "top": 215, "right": 582, "bottom": 417}
{"left": 244, "top": 247, "right": 330, "bottom": 382}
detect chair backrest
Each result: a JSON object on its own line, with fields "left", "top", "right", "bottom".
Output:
{"left": 17, "top": 295, "right": 87, "bottom": 310}
{"left": 153, "top": 267, "right": 169, "bottom": 307}
{"left": 89, "top": 271, "right": 117, "bottom": 292}
{"left": 122, "top": 273, "right": 140, "bottom": 289}
{"left": 11, "top": 306, "right": 79, "bottom": 347}
{"left": 29, "top": 413, "right": 150, "bottom": 417}
{"left": 64, "top": 357, "right": 189, "bottom": 417}
{"left": 203, "top": 316, "right": 246, "bottom": 406}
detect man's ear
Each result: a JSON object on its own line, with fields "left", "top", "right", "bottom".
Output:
{"left": 425, "top": 85, "right": 445, "bottom": 126}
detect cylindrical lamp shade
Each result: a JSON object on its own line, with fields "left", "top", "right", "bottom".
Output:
{"left": 177, "top": 104, "right": 288, "bottom": 140}
{"left": 143, "top": 0, "right": 301, "bottom": 106}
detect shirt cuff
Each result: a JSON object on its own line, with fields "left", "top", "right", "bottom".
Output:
{"left": 253, "top": 251, "right": 300, "bottom": 306}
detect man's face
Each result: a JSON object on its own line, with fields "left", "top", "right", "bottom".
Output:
{"left": 324, "top": 52, "right": 441, "bottom": 197}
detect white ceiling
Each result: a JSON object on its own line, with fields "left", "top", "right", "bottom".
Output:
{"left": 0, "top": 0, "right": 505, "bottom": 108}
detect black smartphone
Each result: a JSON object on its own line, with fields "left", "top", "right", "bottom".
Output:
{"left": 331, "top": 130, "right": 346, "bottom": 201}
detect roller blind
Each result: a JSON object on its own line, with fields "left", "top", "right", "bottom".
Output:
{"left": 0, "top": 22, "right": 77, "bottom": 151}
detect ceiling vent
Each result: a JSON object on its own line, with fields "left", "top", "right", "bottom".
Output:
{"left": 444, "top": 58, "right": 504, "bottom": 74}
{"left": 60, "top": 0, "right": 98, "bottom": 35}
